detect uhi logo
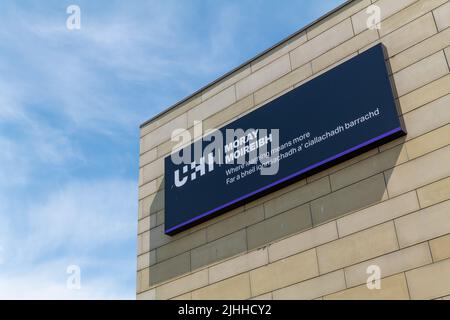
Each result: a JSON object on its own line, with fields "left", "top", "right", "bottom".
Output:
{"left": 174, "top": 153, "right": 215, "bottom": 188}
{"left": 171, "top": 127, "right": 279, "bottom": 189}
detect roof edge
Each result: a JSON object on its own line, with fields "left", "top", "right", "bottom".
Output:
{"left": 140, "top": 0, "right": 355, "bottom": 129}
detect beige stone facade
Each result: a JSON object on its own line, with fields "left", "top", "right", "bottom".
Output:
{"left": 137, "top": 0, "right": 450, "bottom": 300}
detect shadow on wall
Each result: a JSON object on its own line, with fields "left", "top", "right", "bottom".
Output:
{"left": 144, "top": 139, "right": 406, "bottom": 287}
{"left": 144, "top": 56, "right": 407, "bottom": 287}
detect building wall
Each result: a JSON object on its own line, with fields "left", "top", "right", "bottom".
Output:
{"left": 137, "top": 0, "right": 450, "bottom": 300}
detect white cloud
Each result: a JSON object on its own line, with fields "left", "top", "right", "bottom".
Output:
{"left": 0, "top": 0, "right": 250, "bottom": 137}
{"left": 0, "top": 79, "right": 27, "bottom": 122}
{"left": 16, "top": 179, "right": 136, "bottom": 263}
{"left": 0, "top": 246, "right": 4, "bottom": 265}
{"left": 0, "top": 178, "right": 137, "bottom": 299}
{"left": 0, "top": 258, "right": 134, "bottom": 300}
{"left": 0, "top": 3, "right": 157, "bottom": 299}
{"left": 0, "top": 136, "right": 29, "bottom": 186}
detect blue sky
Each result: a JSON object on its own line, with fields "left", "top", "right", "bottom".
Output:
{"left": 0, "top": 0, "right": 345, "bottom": 299}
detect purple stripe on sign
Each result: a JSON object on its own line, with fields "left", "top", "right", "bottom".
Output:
{"left": 165, "top": 127, "right": 403, "bottom": 234}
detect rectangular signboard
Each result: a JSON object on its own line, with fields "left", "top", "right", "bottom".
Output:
{"left": 164, "top": 44, "right": 406, "bottom": 235}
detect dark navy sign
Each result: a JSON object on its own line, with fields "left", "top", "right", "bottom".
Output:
{"left": 164, "top": 44, "right": 406, "bottom": 235}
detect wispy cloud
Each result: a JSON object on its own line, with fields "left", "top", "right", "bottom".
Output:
{"left": 20, "top": 179, "right": 136, "bottom": 259}
{"left": 0, "top": 257, "right": 134, "bottom": 300}
{"left": 0, "top": 179, "right": 137, "bottom": 299}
